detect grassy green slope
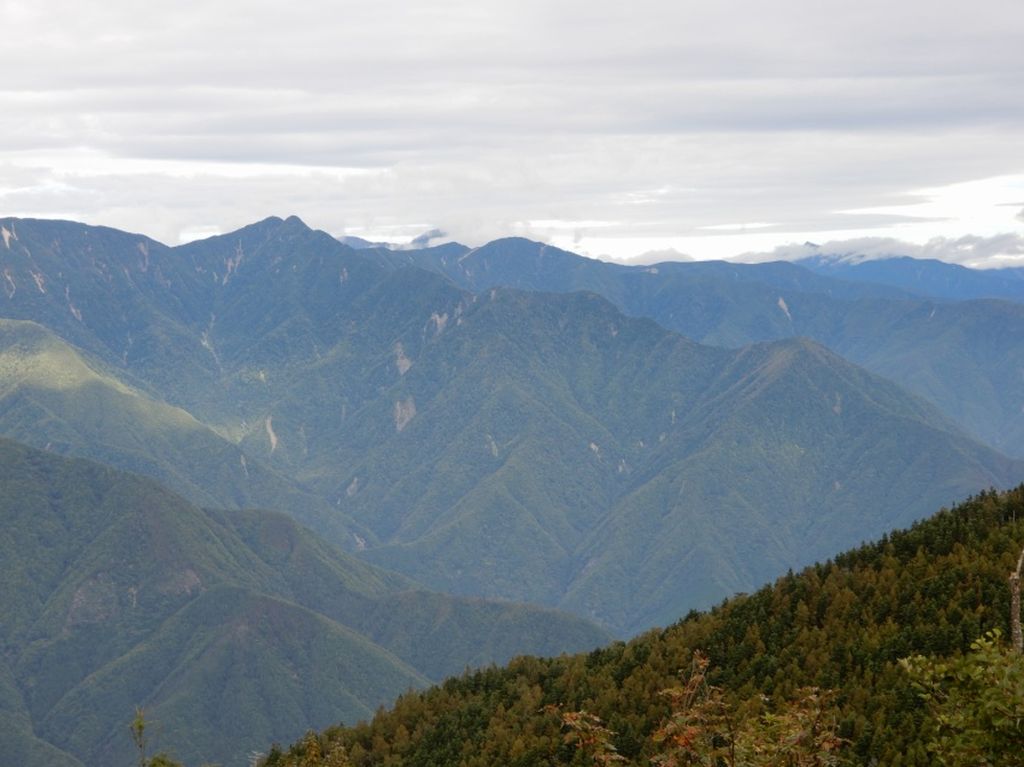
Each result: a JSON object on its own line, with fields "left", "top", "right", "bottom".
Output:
{"left": 0, "top": 215, "right": 395, "bottom": 432}
{"left": 0, "top": 216, "right": 219, "bottom": 407}
{"left": 0, "top": 318, "right": 363, "bottom": 545}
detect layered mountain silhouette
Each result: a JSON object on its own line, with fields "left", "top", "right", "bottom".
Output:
{"left": 0, "top": 439, "right": 609, "bottom": 767}
{"left": 385, "top": 236, "right": 1024, "bottom": 457}
{"left": 3, "top": 214, "right": 1023, "bottom": 765}
{"left": 1, "top": 216, "right": 1020, "bottom": 637}
{"left": 797, "top": 252, "right": 1024, "bottom": 303}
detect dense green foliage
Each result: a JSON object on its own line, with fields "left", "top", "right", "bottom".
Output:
{"left": 261, "top": 653, "right": 845, "bottom": 767}
{"left": 343, "top": 286, "right": 1020, "bottom": 632}
{"left": 0, "top": 438, "right": 609, "bottom": 767}
{"left": 903, "top": 630, "right": 1024, "bottom": 765}
{"left": 268, "top": 487, "right": 1024, "bottom": 766}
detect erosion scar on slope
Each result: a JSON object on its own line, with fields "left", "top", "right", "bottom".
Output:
{"left": 265, "top": 416, "right": 279, "bottom": 452}
{"left": 777, "top": 296, "right": 793, "bottom": 321}
{"left": 394, "top": 397, "right": 416, "bottom": 432}
{"left": 394, "top": 342, "right": 412, "bottom": 375}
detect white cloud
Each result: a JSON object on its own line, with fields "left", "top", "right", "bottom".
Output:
{"left": 629, "top": 248, "right": 694, "bottom": 265}
{"left": 699, "top": 223, "right": 777, "bottom": 232}
{"left": 0, "top": 0, "right": 1022, "bottom": 256}
{"left": 740, "top": 233, "right": 1024, "bottom": 269}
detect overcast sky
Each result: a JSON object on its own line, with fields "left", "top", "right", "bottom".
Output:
{"left": 2, "top": 0, "right": 1023, "bottom": 265}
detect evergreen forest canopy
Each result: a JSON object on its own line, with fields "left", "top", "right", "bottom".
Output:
{"left": 263, "top": 486, "right": 1024, "bottom": 767}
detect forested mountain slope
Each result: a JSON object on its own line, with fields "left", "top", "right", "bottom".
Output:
{"left": 269, "top": 486, "right": 1024, "bottom": 767}
{"left": 382, "top": 237, "right": 1024, "bottom": 457}
{"left": 0, "top": 318, "right": 360, "bottom": 542}
{"left": 327, "top": 286, "right": 1021, "bottom": 632}
{"left": 0, "top": 439, "right": 609, "bottom": 767}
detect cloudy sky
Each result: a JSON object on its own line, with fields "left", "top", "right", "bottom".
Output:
{"left": 2, "top": 0, "right": 1023, "bottom": 265}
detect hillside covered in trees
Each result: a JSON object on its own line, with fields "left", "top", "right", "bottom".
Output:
{"left": 261, "top": 486, "right": 1024, "bottom": 767}
{"left": 0, "top": 438, "right": 609, "bottom": 767}
{"left": 2, "top": 216, "right": 1021, "bottom": 636}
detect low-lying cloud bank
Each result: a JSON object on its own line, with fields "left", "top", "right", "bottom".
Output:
{"left": 740, "top": 233, "right": 1024, "bottom": 269}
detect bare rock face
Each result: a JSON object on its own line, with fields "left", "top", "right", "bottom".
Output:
{"left": 159, "top": 568, "right": 204, "bottom": 597}
{"left": 66, "top": 574, "right": 119, "bottom": 627}
{"left": 394, "top": 396, "right": 416, "bottom": 432}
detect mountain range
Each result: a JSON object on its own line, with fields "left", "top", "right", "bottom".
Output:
{"left": 382, "top": 237, "right": 1024, "bottom": 458}
{"left": 1, "top": 215, "right": 1021, "bottom": 636}
{"left": 797, "top": 251, "right": 1024, "bottom": 303}
{"left": 2, "top": 213, "right": 1023, "bottom": 765}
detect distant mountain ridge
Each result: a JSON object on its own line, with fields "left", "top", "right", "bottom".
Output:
{"left": 797, "top": 252, "right": 1024, "bottom": 303}
{"left": 379, "top": 236, "right": 1024, "bottom": 457}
